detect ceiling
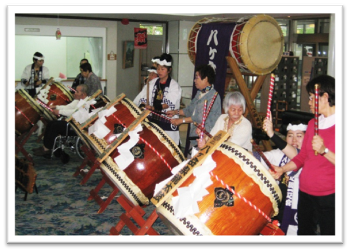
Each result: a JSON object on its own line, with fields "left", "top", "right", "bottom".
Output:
{"left": 16, "top": 13, "right": 331, "bottom": 24}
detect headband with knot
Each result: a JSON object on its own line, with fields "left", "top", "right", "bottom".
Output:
{"left": 287, "top": 123, "right": 307, "bottom": 131}
{"left": 34, "top": 56, "right": 45, "bottom": 61}
{"left": 154, "top": 58, "right": 172, "bottom": 66}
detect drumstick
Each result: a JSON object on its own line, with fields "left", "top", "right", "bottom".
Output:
{"left": 205, "top": 92, "right": 218, "bottom": 118}
{"left": 200, "top": 100, "right": 208, "bottom": 139}
{"left": 146, "top": 79, "right": 150, "bottom": 106}
{"left": 251, "top": 139, "right": 276, "bottom": 173}
{"left": 314, "top": 84, "right": 319, "bottom": 155}
{"left": 266, "top": 74, "right": 275, "bottom": 120}
{"left": 68, "top": 86, "right": 76, "bottom": 93}
{"left": 36, "top": 98, "right": 60, "bottom": 117}
{"left": 193, "top": 122, "right": 213, "bottom": 138}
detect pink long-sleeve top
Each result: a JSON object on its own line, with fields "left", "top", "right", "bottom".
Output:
{"left": 292, "top": 116, "right": 335, "bottom": 196}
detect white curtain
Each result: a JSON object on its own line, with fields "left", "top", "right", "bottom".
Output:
{"left": 88, "top": 38, "right": 103, "bottom": 77}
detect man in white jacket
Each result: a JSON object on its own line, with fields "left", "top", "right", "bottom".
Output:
{"left": 32, "top": 84, "right": 89, "bottom": 158}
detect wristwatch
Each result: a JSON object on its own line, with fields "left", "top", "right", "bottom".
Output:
{"left": 182, "top": 118, "right": 185, "bottom": 123}
{"left": 320, "top": 147, "right": 329, "bottom": 156}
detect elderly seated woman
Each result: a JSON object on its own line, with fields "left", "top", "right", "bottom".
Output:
{"left": 197, "top": 91, "right": 252, "bottom": 151}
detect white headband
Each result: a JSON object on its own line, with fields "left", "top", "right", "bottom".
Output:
{"left": 34, "top": 56, "right": 45, "bottom": 60}
{"left": 147, "top": 69, "right": 157, "bottom": 74}
{"left": 156, "top": 59, "right": 172, "bottom": 66}
{"left": 151, "top": 58, "right": 159, "bottom": 63}
{"left": 287, "top": 123, "right": 308, "bottom": 131}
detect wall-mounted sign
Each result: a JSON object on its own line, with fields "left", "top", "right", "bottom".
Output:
{"left": 108, "top": 51, "right": 117, "bottom": 60}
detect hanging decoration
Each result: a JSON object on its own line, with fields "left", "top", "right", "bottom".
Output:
{"left": 56, "top": 14, "right": 61, "bottom": 40}
{"left": 56, "top": 28, "right": 61, "bottom": 40}
{"left": 134, "top": 28, "right": 147, "bottom": 49}
{"left": 121, "top": 18, "right": 129, "bottom": 25}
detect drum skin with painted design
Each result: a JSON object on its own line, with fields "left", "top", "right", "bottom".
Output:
{"left": 156, "top": 141, "right": 282, "bottom": 235}
{"left": 100, "top": 121, "right": 185, "bottom": 206}
{"left": 187, "top": 14, "right": 284, "bottom": 75}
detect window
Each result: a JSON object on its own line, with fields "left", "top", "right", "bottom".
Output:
{"left": 319, "top": 19, "right": 330, "bottom": 33}
{"left": 296, "top": 20, "right": 316, "bottom": 34}
{"left": 15, "top": 25, "right": 106, "bottom": 80}
{"left": 318, "top": 43, "right": 329, "bottom": 57}
{"left": 140, "top": 24, "right": 163, "bottom": 35}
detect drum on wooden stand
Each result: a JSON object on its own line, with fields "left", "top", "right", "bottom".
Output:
{"left": 156, "top": 141, "right": 282, "bottom": 235}
{"left": 15, "top": 89, "right": 45, "bottom": 135}
{"left": 79, "top": 95, "right": 143, "bottom": 155}
{"left": 69, "top": 94, "right": 112, "bottom": 150}
{"left": 187, "top": 15, "right": 284, "bottom": 75}
{"left": 35, "top": 82, "right": 74, "bottom": 121}
{"left": 100, "top": 120, "right": 185, "bottom": 206}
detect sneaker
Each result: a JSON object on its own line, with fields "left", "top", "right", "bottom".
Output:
{"left": 34, "top": 148, "right": 51, "bottom": 156}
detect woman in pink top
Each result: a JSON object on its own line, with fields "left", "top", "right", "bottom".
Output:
{"left": 271, "top": 75, "right": 335, "bottom": 235}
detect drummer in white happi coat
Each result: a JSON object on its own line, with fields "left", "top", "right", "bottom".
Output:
{"left": 133, "top": 53, "right": 182, "bottom": 146}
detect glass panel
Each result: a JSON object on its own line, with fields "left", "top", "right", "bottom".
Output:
{"left": 15, "top": 35, "right": 103, "bottom": 81}
{"left": 319, "top": 19, "right": 330, "bottom": 33}
{"left": 140, "top": 25, "right": 163, "bottom": 35}
{"left": 296, "top": 20, "right": 316, "bottom": 34}
{"left": 318, "top": 43, "right": 329, "bottom": 57}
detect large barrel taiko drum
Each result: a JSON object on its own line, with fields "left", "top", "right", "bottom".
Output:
{"left": 100, "top": 120, "right": 185, "bottom": 206}
{"left": 15, "top": 89, "right": 45, "bottom": 135}
{"left": 79, "top": 97, "right": 143, "bottom": 155}
{"left": 156, "top": 141, "right": 282, "bottom": 235}
{"left": 35, "top": 82, "right": 74, "bottom": 121}
{"left": 69, "top": 94, "right": 112, "bottom": 151}
{"left": 187, "top": 14, "right": 284, "bottom": 75}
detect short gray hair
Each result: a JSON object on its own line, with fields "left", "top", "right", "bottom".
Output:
{"left": 223, "top": 92, "right": 246, "bottom": 114}
{"left": 77, "top": 84, "right": 89, "bottom": 95}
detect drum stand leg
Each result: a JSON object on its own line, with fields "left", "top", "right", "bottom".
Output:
{"left": 87, "top": 169, "right": 120, "bottom": 214}
{"left": 15, "top": 124, "right": 38, "bottom": 163}
{"left": 73, "top": 145, "right": 100, "bottom": 185}
{"left": 109, "top": 194, "right": 159, "bottom": 235}
{"left": 226, "top": 56, "right": 272, "bottom": 151}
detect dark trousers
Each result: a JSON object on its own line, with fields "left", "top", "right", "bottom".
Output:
{"left": 27, "top": 89, "right": 36, "bottom": 98}
{"left": 297, "top": 190, "right": 335, "bottom": 235}
{"left": 43, "top": 121, "right": 74, "bottom": 149}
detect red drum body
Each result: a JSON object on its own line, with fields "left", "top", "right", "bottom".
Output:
{"left": 81, "top": 97, "right": 143, "bottom": 155}
{"left": 35, "top": 82, "right": 74, "bottom": 120}
{"left": 89, "top": 95, "right": 111, "bottom": 112}
{"left": 15, "top": 89, "right": 44, "bottom": 135}
{"left": 156, "top": 142, "right": 282, "bottom": 235}
{"left": 100, "top": 121, "right": 185, "bottom": 206}
{"left": 187, "top": 15, "right": 284, "bottom": 75}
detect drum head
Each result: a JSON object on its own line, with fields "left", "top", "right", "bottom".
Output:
{"left": 52, "top": 82, "right": 74, "bottom": 101}
{"left": 239, "top": 15, "right": 284, "bottom": 75}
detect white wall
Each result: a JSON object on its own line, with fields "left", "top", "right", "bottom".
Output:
{"left": 168, "top": 20, "right": 196, "bottom": 107}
